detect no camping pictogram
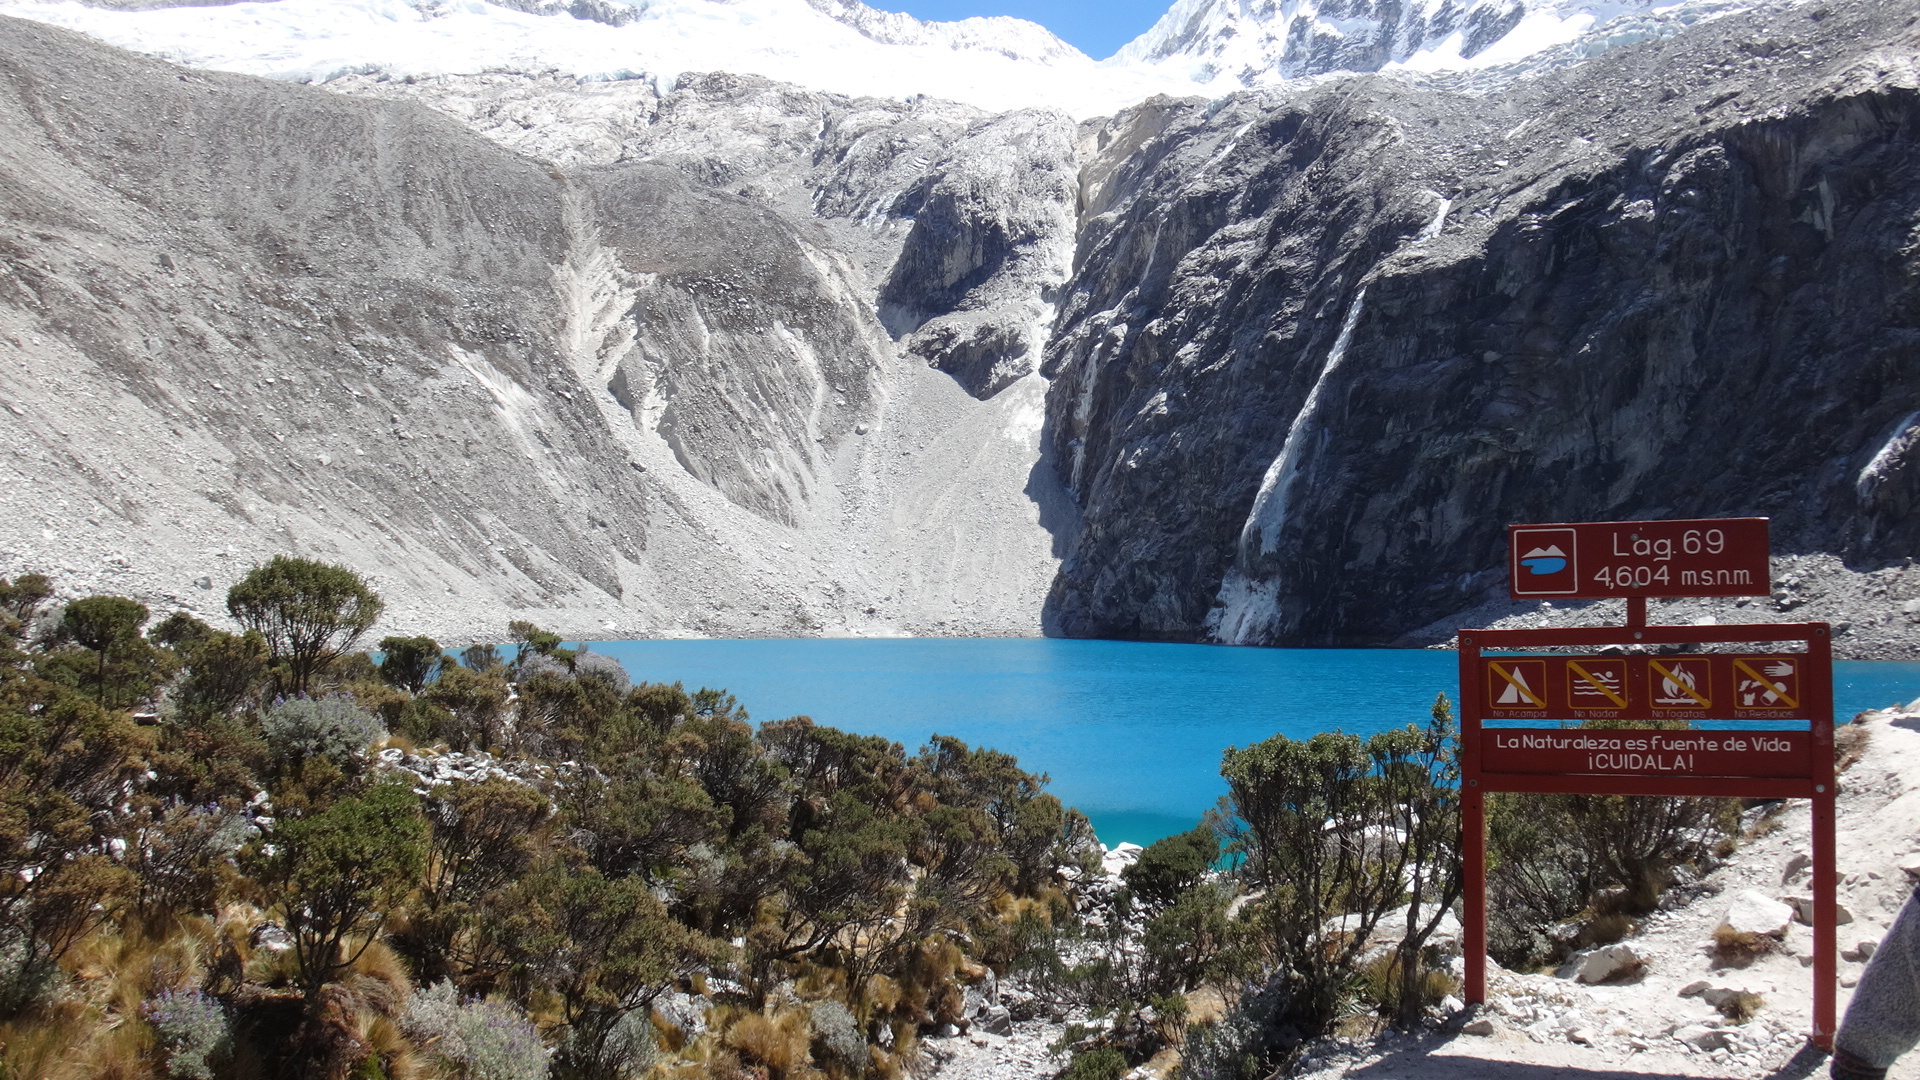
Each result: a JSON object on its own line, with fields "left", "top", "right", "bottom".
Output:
{"left": 1734, "top": 656, "right": 1799, "bottom": 710}
{"left": 1487, "top": 659, "right": 1547, "bottom": 709}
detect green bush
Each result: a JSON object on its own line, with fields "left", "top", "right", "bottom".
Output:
{"left": 1123, "top": 824, "right": 1217, "bottom": 909}
{"left": 1062, "top": 1046, "right": 1127, "bottom": 1080}
{"left": 403, "top": 982, "right": 547, "bottom": 1080}
{"left": 262, "top": 696, "right": 386, "bottom": 768}
{"left": 144, "top": 989, "right": 232, "bottom": 1080}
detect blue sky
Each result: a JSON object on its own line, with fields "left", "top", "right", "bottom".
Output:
{"left": 891, "top": 0, "right": 1171, "bottom": 60}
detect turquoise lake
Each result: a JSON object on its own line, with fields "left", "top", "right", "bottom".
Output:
{"left": 586, "top": 638, "right": 1920, "bottom": 849}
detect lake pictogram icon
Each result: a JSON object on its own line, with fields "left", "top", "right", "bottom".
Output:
{"left": 1509, "top": 527, "right": 1579, "bottom": 595}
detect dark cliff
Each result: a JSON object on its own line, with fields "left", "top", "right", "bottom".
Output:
{"left": 1044, "top": 1, "right": 1920, "bottom": 645}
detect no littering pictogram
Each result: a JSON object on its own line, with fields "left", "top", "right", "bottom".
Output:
{"left": 1735, "top": 656, "right": 1799, "bottom": 710}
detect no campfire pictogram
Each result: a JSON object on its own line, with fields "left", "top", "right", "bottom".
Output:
{"left": 1486, "top": 659, "right": 1547, "bottom": 709}
{"left": 1647, "top": 658, "right": 1711, "bottom": 710}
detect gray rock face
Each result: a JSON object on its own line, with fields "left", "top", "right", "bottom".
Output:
{"left": 1045, "top": 0, "right": 1920, "bottom": 645}
{"left": 335, "top": 72, "right": 1080, "bottom": 401}
{"left": 880, "top": 109, "right": 1078, "bottom": 398}
{"left": 0, "top": 16, "right": 1073, "bottom": 642}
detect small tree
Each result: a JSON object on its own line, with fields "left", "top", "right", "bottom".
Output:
{"left": 1123, "top": 824, "right": 1218, "bottom": 910}
{"left": 405, "top": 778, "right": 551, "bottom": 985}
{"left": 1220, "top": 730, "right": 1410, "bottom": 1046}
{"left": 250, "top": 781, "right": 426, "bottom": 1005}
{"left": 492, "top": 860, "right": 712, "bottom": 1080}
{"left": 56, "top": 595, "right": 154, "bottom": 707}
{"left": 378, "top": 634, "right": 442, "bottom": 695}
{"left": 1380, "top": 693, "right": 1464, "bottom": 1030}
{"left": 226, "top": 556, "right": 383, "bottom": 695}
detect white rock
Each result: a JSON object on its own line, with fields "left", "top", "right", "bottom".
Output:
{"left": 1462, "top": 1017, "right": 1497, "bottom": 1036}
{"left": 1560, "top": 943, "right": 1642, "bottom": 984}
{"left": 1717, "top": 890, "right": 1795, "bottom": 940}
{"left": 1679, "top": 979, "right": 1711, "bottom": 997}
{"left": 1100, "top": 842, "right": 1143, "bottom": 877}
{"left": 1843, "top": 939, "right": 1879, "bottom": 962}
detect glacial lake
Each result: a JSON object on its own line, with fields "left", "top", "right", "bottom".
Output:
{"left": 586, "top": 638, "right": 1920, "bottom": 849}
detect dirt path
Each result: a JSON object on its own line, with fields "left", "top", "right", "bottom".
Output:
{"left": 1295, "top": 703, "right": 1920, "bottom": 1080}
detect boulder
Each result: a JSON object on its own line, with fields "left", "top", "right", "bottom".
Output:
{"left": 979, "top": 1005, "right": 1013, "bottom": 1036}
{"left": 1559, "top": 943, "right": 1643, "bottom": 985}
{"left": 1784, "top": 895, "right": 1854, "bottom": 926}
{"left": 1843, "top": 939, "right": 1879, "bottom": 962}
{"left": 1716, "top": 890, "right": 1795, "bottom": 941}
{"left": 1101, "top": 843, "right": 1143, "bottom": 878}
{"left": 1678, "top": 980, "right": 1711, "bottom": 997}
{"left": 1462, "top": 1017, "right": 1498, "bottom": 1037}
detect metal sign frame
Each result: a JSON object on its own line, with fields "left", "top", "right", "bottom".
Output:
{"left": 1458, "top": 597, "right": 1837, "bottom": 1048}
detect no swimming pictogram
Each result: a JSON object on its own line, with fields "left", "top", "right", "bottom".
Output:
{"left": 1565, "top": 658, "right": 1627, "bottom": 709}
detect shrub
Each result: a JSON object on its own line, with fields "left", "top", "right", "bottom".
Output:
{"left": 809, "top": 999, "right": 865, "bottom": 1067}
{"left": 227, "top": 556, "right": 383, "bottom": 695}
{"left": 1062, "top": 1045, "right": 1127, "bottom": 1080}
{"left": 1718, "top": 990, "right": 1765, "bottom": 1024}
{"left": 1180, "top": 981, "right": 1292, "bottom": 1080}
{"left": 573, "top": 652, "right": 630, "bottom": 696}
{"left": 262, "top": 696, "right": 386, "bottom": 767}
{"left": 145, "top": 989, "right": 232, "bottom": 1080}
{"left": 404, "top": 982, "right": 548, "bottom": 1080}
{"left": 1122, "top": 824, "right": 1217, "bottom": 910}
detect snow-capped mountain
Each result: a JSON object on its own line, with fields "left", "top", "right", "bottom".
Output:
{"left": 0, "top": 0, "right": 1766, "bottom": 116}
{"left": 1116, "top": 0, "right": 1604, "bottom": 80}
{"left": 0, "top": 0, "right": 1184, "bottom": 115}
{"left": 1110, "top": 0, "right": 1759, "bottom": 87}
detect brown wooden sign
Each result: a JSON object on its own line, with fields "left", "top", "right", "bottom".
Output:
{"left": 1465, "top": 518, "right": 1836, "bottom": 1049}
{"left": 1509, "top": 517, "right": 1771, "bottom": 599}
{"left": 1480, "top": 652, "right": 1808, "bottom": 721}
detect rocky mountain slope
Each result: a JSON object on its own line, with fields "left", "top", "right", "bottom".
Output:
{"left": 0, "top": 17, "right": 1076, "bottom": 641}
{"left": 3, "top": 0, "right": 1919, "bottom": 655}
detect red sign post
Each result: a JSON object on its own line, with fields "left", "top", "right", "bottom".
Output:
{"left": 1463, "top": 518, "right": 1838, "bottom": 1049}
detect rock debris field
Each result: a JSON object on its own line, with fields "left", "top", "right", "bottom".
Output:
{"left": 919, "top": 702, "right": 1920, "bottom": 1080}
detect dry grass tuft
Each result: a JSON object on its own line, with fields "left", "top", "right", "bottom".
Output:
{"left": 1718, "top": 991, "right": 1765, "bottom": 1024}
{"left": 724, "top": 1006, "right": 821, "bottom": 1080}
{"left": 1711, "top": 924, "right": 1774, "bottom": 960}
{"left": 1836, "top": 723, "right": 1872, "bottom": 774}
